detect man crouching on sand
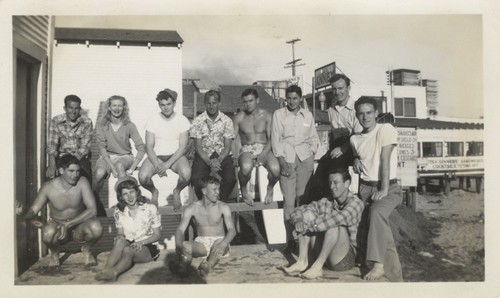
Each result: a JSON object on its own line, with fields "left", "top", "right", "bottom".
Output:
{"left": 171, "top": 176, "right": 236, "bottom": 277}
{"left": 280, "top": 168, "right": 364, "bottom": 279}
{"left": 16, "top": 154, "right": 103, "bottom": 269}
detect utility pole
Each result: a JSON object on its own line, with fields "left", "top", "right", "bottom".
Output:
{"left": 386, "top": 66, "right": 395, "bottom": 123}
{"left": 285, "top": 38, "right": 305, "bottom": 76}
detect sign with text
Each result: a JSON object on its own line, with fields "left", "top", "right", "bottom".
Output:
{"left": 397, "top": 127, "right": 418, "bottom": 186}
{"left": 418, "top": 156, "right": 484, "bottom": 171}
{"left": 314, "top": 62, "right": 336, "bottom": 90}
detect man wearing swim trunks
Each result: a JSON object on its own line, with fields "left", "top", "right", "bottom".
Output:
{"left": 233, "top": 88, "right": 280, "bottom": 206}
{"left": 172, "top": 176, "right": 236, "bottom": 277}
{"left": 281, "top": 168, "right": 364, "bottom": 279}
{"left": 138, "top": 89, "right": 191, "bottom": 210}
{"left": 16, "top": 154, "right": 103, "bottom": 269}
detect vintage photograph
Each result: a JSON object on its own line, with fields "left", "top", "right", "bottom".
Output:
{"left": 3, "top": 1, "right": 499, "bottom": 297}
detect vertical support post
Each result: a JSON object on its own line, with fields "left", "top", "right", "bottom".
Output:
{"left": 458, "top": 177, "right": 464, "bottom": 189}
{"left": 476, "top": 176, "right": 483, "bottom": 194}
{"left": 444, "top": 175, "right": 451, "bottom": 196}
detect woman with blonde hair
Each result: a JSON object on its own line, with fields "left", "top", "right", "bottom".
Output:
{"left": 94, "top": 95, "right": 145, "bottom": 195}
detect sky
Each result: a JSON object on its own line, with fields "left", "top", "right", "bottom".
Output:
{"left": 55, "top": 15, "right": 483, "bottom": 119}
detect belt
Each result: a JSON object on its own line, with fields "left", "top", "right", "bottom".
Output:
{"left": 360, "top": 178, "right": 398, "bottom": 187}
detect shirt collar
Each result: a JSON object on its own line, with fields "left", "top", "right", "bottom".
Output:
{"left": 202, "top": 110, "right": 222, "bottom": 123}
{"left": 285, "top": 106, "right": 306, "bottom": 117}
{"left": 55, "top": 113, "right": 86, "bottom": 125}
{"left": 334, "top": 97, "right": 354, "bottom": 111}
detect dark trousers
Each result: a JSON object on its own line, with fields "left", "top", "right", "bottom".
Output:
{"left": 309, "top": 146, "right": 354, "bottom": 202}
{"left": 191, "top": 152, "right": 237, "bottom": 202}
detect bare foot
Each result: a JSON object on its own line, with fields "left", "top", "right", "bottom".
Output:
{"left": 363, "top": 263, "right": 384, "bottom": 280}
{"left": 264, "top": 187, "right": 274, "bottom": 204}
{"left": 197, "top": 260, "right": 210, "bottom": 277}
{"left": 172, "top": 189, "right": 182, "bottom": 212}
{"left": 279, "top": 261, "right": 308, "bottom": 275}
{"left": 301, "top": 267, "right": 322, "bottom": 279}
{"left": 48, "top": 251, "right": 60, "bottom": 267}
{"left": 82, "top": 244, "right": 97, "bottom": 266}
{"left": 151, "top": 189, "right": 159, "bottom": 207}
{"left": 95, "top": 270, "right": 117, "bottom": 281}
{"left": 240, "top": 187, "right": 254, "bottom": 206}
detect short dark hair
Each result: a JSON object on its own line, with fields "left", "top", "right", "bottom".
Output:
{"left": 116, "top": 180, "right": 148, "bottom": 211}
{"left": 242, "top": 88, "right": 259, "bottom": 99}
{"left": 57, "top": 154, "right": 80, "bottom": 169}
{"left": 355, "top": 97, "right": 378, "bottom": 112}
{"left": 64, "top": 95, "right": 82, "bottom": 107}
{"left": 327, "top": 168, "right": 351, "bottom": 183}
{"left": 285, "top": 85, "right": 302, "bottom": 97}
{"left": 204, "top": 90, "right": 221, "bottom": 102}
{"left": 329, "top": 73, "right": 350, "bottom": 87}
{"left": 156, "top": 89, "right": 178, "bottom": 102}
{"left": 200, "top": 176, "right": 220, "bottom": 190}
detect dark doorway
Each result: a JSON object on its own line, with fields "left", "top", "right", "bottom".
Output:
{"left": 15, "top": 51, "right": 41, "bottom": 274}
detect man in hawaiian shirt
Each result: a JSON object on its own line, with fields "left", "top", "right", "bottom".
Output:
{"left": 189, "top": 90, "right": 237, "bottom": 201}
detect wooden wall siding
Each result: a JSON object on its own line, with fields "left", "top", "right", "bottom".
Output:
{"left": 13, "top": 16, "right": 49, "bottom": 52}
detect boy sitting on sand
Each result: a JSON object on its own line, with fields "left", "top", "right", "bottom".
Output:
{"left": 170, "top": 176, "right": 236, "bottom": 277}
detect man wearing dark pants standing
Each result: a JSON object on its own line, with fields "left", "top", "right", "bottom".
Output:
{"left": 271, "top": 85, "right": 320, "bottom": 252}
{"left": 350, "top": 97, "right": 403, "bottom": 281}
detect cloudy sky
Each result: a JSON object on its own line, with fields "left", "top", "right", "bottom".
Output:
{"left": 55, "top": 15, "right": 482, "bottom": 119}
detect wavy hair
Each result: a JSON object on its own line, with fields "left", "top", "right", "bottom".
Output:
{"left": 100, "top": 95, "right": 130, "bottom": 128}
{"left": 115, "top": 180, "right": 148, "bottom": 211}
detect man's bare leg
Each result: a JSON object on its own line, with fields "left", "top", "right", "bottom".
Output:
{"left": 238, "top": 154, "right": 254, "bottom": 206}
{"left": 301, "top": 227, "right": 349, "bottom": 279}
{"left": 48, "top": 246, "right": 60, "bottom": 267}
{"left": 363, "top": 262, "right": 385, "bottom": 280}
{"left": 282, "top": 234, "right": 310, "bottom": 274}
{"left": 198, "top": 239, "right": 228, "bottom": 277}
{"left": 264, "top": 173, "right": 279, "bottom": 204}
{"left": 138, "top": 160, "right": 160, "bottom": 207}
{"left": 263, "top": 155, "right": 280, "bottom": 204}
{"left": 82, "top": 242, "right": 97, "bottom": 266}
{"left": 171, "top": 158, "right": 191, "bottom": 211}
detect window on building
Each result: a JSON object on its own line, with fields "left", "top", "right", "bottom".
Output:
{"left": 466, "top": 142, "right": 483, "bottom": 156}
{"left": 447, "top": 142, "right": 464, "bottom": 157}
{"left": 394, "top": 97, "right": 416, "bottom": 117}
{"left": 422, "top": 142, "right": 443, "bottom": 157}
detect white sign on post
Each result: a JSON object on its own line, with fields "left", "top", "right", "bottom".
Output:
{"left": 397, "top": 127, "right": 418, "bottom": 187}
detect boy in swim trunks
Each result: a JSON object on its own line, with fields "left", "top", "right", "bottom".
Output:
{"left": 16, "top": 154, "right": 103, "bottom": 269}
{"left": 233, "top": 88, "right": 280, "bottom": 206}
{"left": 172, "top": 176, "right": 236, "bottom": 277}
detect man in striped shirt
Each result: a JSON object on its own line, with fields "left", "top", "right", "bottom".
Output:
{"left": 281, "top": 168, "right": 364, "bottom": 279}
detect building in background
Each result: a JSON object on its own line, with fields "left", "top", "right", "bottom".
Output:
{"left": 13, "top": 15, "right": 54, "bottom": 276}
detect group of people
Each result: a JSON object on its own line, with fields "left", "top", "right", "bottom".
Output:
{"left": 16, "top": 73, "right": 404, "bottom": 282}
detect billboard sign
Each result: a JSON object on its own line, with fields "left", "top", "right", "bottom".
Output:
{"left": 314, "top": 62, "right": 336, "bottom": 90}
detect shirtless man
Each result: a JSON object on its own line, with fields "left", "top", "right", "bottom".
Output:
{"left": 171, "top": 176, "right": 236, "bottom": 277}
{"left": 233, "top": 88, "right": 280, "bottom": 206}
{"left": 16, "top": 154, "right": 103, "bottom": 268}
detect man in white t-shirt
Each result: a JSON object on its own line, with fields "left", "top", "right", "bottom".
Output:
{"left": 138, "top": 89, "right": 191, "bottom": 210}
{"left": 350, "top": 97, "right": 403, "bottom": 282}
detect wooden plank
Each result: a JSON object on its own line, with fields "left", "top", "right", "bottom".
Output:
{"left": 105, "top": 201, "right": 283, "bottom": 217}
